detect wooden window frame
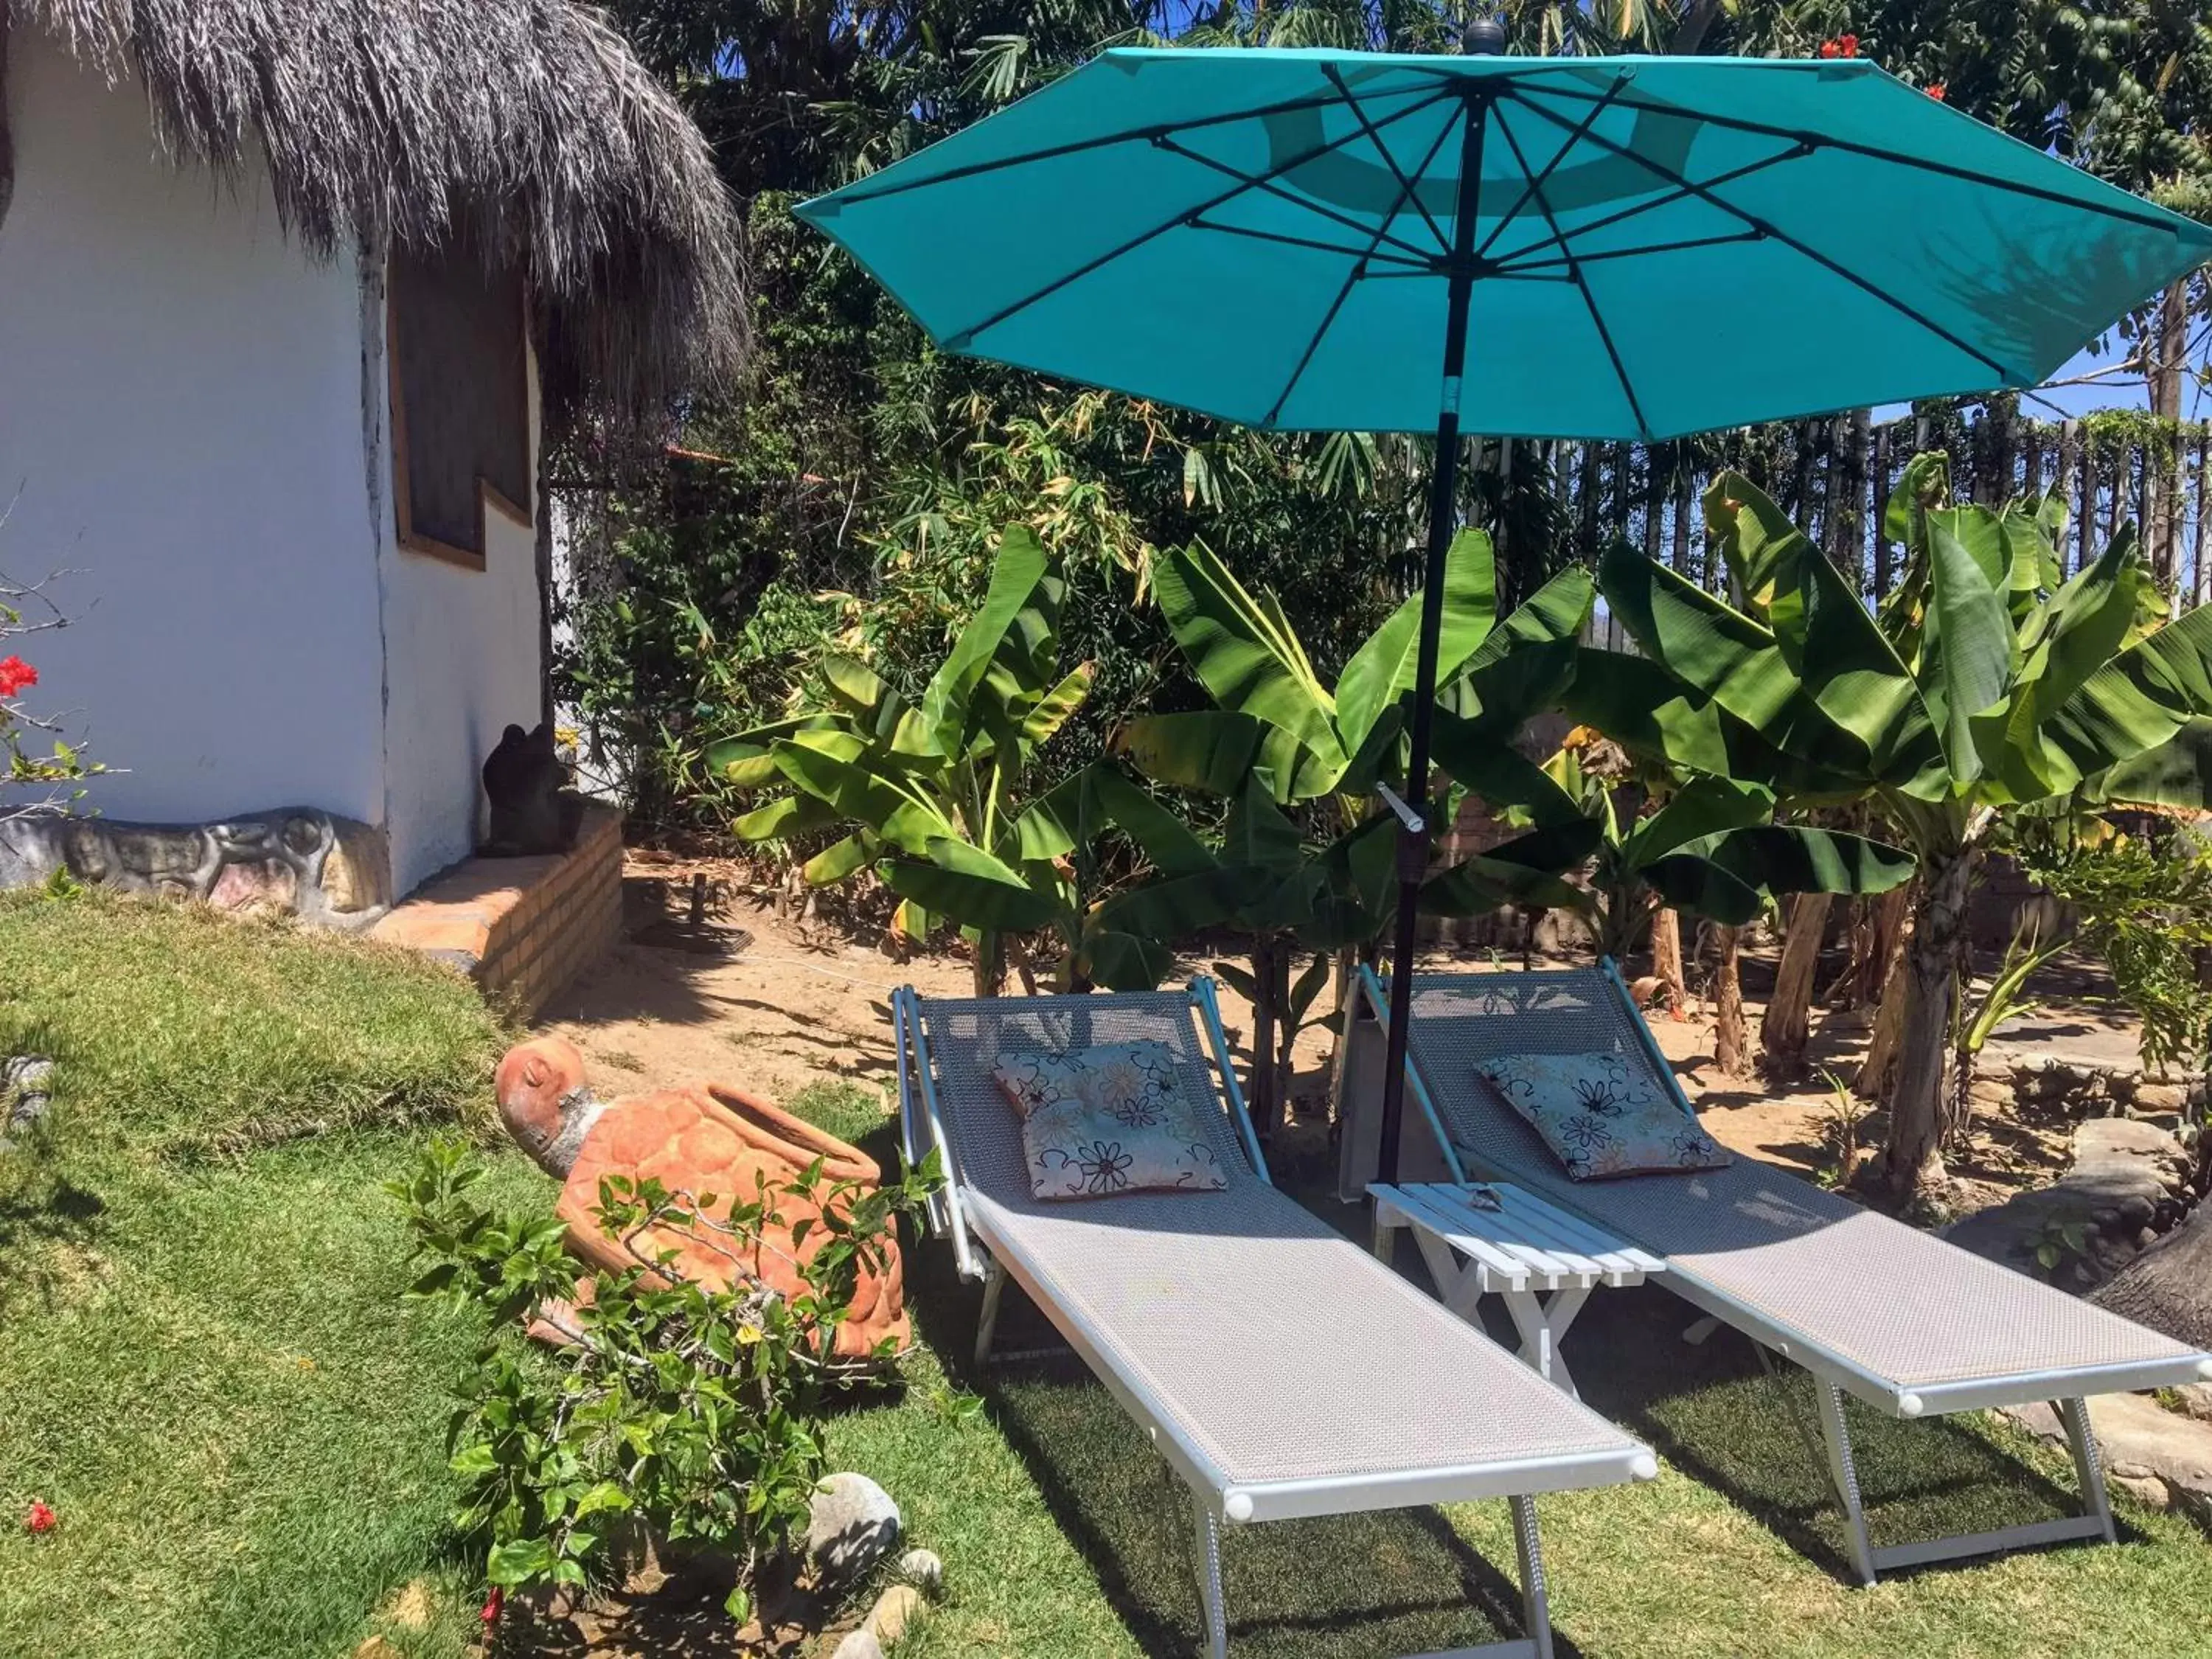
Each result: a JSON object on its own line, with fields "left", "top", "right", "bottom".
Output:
{"left": 386, "top": 265, "right": 535, "bottom": 572}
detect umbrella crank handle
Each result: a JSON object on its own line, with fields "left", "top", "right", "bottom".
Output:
{"left": 1377, "top": 785, "right": 1431, "bottom": 880}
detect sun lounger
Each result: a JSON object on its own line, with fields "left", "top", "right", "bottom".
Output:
{"left": 894, "top": 980, "right": 1657, "bottom": 1659}
{"left": 1336, "top": 961, "right": 2212, "bottom": 1585}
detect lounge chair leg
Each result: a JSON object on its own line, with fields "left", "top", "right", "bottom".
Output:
{"left": 1190, "top": 1503, "right": 1228, "bottom": 1659}
{"left": 974, "top": 1256, "right": 1006, "bottom": 1371}
{"left": 1510, "top": 1494, "right": 1554, "bottom": 1659}
{"left": 2056, "top": 1398, "right": 2117, "bottom": 1543}
{"left": 1681, "top": 1314, "right": 1722, "bottom": 1346}
{"left": 1815, "top": 1380, "right": 1879, "bottom": 1587}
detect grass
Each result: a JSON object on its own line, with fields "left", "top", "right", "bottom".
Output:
{"left": 4, "top": 886, "right": 2211, "bottom": 1658}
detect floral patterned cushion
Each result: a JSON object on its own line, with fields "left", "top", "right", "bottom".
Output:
{"left": 992, "top": 1043, "right": 1229, "bottom": 1200}
{"left": 1473, "top": 1051, "right": 1732, "bottom": 1183}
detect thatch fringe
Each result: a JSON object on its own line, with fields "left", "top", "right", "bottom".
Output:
{"left": 14, "top": 0, "right": 747, "bottom": 425}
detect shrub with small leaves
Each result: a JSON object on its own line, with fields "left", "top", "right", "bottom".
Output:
{"left": 389, "top": 1138, "right": 941, "bottom": 1624}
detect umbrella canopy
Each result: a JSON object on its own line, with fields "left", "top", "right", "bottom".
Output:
{"left": 796, "top": 45, "right": 2211, "bottom": 1180}
{"left": 799, "top": 48, "right": 2212, "bottom": 441}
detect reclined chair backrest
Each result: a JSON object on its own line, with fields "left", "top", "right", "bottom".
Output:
{"left": 894, "top": 982, "right": 1267, "bottom": 1280}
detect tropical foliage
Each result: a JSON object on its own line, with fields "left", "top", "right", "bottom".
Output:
{"left": 712, "top": 527, "right": 1191, "bottom": 994}
{"left": 1578, "top": 457, "right": 2212, "bottom": 1189}
{"left": 1114, "top": 532, "right": 1601, "bottom": 1128}
{"left": 391, "top": 1138, "right": 939, "bottom": 1620}
{"left": 1506, "top": 731, "right": 1914, "bottom": 964}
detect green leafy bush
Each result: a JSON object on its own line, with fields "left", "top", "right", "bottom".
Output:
{"left": 389, "top": 1139, "right": 939, "bottom": 1621}
{"left": 2023, "top": 837, "right": 2212, "bottom": 1078}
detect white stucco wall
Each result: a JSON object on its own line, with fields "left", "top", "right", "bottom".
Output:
{"left": 0, "top": 30, "right": 389, "bottom": 830}
{"left": 364, "top": 271, "right": 547, "bottom": 891}
{"left": 1, "top": 29, "right": 549, "bottom": 897}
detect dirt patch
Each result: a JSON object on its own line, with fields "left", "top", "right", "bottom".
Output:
{"left": 535, "top": 886, "right": 2125, "bottom": 1220}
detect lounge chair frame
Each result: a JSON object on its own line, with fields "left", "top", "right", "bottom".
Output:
{"left": 1345, "top": 961, "right": 2211, "bottom": 1586}
{"left": 894, "top": 978, "right": 1653, "bottom": 1658}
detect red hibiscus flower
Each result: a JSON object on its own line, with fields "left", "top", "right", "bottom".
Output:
{"left": 0, "top": 655, "right": 36, "bottom": 698}
{"left": 1927, "top": 82, "right": 1948, "bottom": 102}
{"left": 25, "top": 1500, "right": 56, "bottom": 1534}
{"left": 481, "top": 1587, "right": 504, "bottom": 1627}
{"left": 1818, "top": 39, "right": 1840, "bottom": 58}
{"left": 1840, "top": 32, "right": 1859, "bottom": 55}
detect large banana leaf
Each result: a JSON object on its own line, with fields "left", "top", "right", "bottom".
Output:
{"left": 1599, "top": 540, "right": 1945, "bottom": 798}
{"left": 1335, "top": 529, "right": 1497, "bottom": 752}
{"left": 917, "top": 526, "right": 1049, "bottom": 755}
{"left": 2090, "top": 717, "right": 2212, "bottom": 811}
{"left": 2044, "top": 602, "right": 2212, "bottom": 783}
{"left": 1114, "top": 709, "right": 1333, "bottom": 801}
{"left": 1439, "top": 566, "right": 1594, "bottom": 733}
{"left": 1620, "top": 775, "right": 1774, "bottom": 869}
{"left": 882, "top": 839, "right": 1062, "bottom": 933}
{"left": 1425, "top": 706, "right": 1584, "bottom": 826}
{"left": 1150, "top": 539, "right": 1347, "bottom": 778}
{"left": 1919, "top": 508, "right": 2018, "bottom": 784}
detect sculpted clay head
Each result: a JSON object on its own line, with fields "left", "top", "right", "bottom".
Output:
{"left": 494, "top": 1037, "right": 604, "bottom": 1175}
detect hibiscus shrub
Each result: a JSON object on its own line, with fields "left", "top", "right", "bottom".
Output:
{"left": 1, "top": 567, "right": 100, "bottom": 804}
{"left": 390, "top": 1139, "right": 940, "bottom": 1626}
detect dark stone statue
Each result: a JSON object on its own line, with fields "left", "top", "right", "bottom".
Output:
{"left": 481, "top": 721, "right": 585, "bottom": 856}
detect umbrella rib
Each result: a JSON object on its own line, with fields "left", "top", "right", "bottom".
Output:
{"left": 818, "top": 82, "right": 1445, "bottom": 208}
{"left": 1472, "top": 72, "right": 1631, "bottom": 264}
{"left": 1156, "top": 132, "right": 1444, "bottom": 261}
{"left": 1480, "top": 143, "right": 1809, "bottom": 268}
{"left": 1260, "top": 101, "right": 1468, "bottom": 428}
{"left": 1496, "top": 229, "right": 1766, "bottom": 274}
{"left": 1324, "top": 63, "right": 1452, "bottom": 254}
{"left": 1501, "top": 88, "right": 2020, "bottom": 385}
{"left": 1183, "top": 218, "right": 1435, "bottom": 269}
{"left": 1512, "top": 79, "right": 2192, "bottom": 237}
{"left": 940, "top": 88, "right": 1461, "bottom": 351}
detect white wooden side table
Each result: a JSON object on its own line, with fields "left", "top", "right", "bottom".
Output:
{"left": 1369, "top": 1180, "right": 1666, "bottom": 1399}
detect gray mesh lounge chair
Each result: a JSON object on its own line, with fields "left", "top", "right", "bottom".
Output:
{"left": 1337, "top": 961, "right": 2212, "bottom": 1586}
{"left": 894, "top": 980, "right": 1658, "bottom": 1659}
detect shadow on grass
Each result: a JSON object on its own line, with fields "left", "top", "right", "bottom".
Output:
{"left": 897, "top": 1210, "right": 1560, "bottom": 1659}
{"left": 1484, "top": 1270, "right": 2126, "bottom": 1585}
{"left": 0, "top": 1152, "right": 106, "bottom": 1318}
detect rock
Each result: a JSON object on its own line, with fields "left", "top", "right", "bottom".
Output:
{"left": 2003, "top": 1393, "right": 2212, "bottom": 1519}
{"left": 832, "top": 1630, "right": 887, "bottom": 1659}
{"left": 809, "top": 1473, "right": 902, "bottom": 1585}
{"left": 2135, "top": 1082, "right": 2187, "bottom": 1116}
{"left": 1969, "top": 1076, "right": 2014, "bottom": 1108}
{"left": 1, "top": 1055, "right": 54, "bottom": 1138}
{"left": 2171, "top": 1382, "right": 2212, "bottom": 1425}
{"left": 895, "top": 1547, "right": 944, "bottom": 1595}
{"left": 2111, "top": 1472, "right": 2171, "bottom": 1509}
{"left": 868, "top": 1583, "right": 930, "bottom": 1646}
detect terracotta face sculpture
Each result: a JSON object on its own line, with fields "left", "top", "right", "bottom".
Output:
{"left": 494, "top": 1037, "right": 910, "bottom": 1362}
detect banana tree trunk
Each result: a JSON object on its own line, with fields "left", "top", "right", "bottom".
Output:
{"left": 1760, "top": 892, "right": 1832, "bottom": 1079}
{"left": 1250, "top": 932, "right": 1281, "bottom": 1141}
{"left": 1649, "top": 906, "right": 1686, "bottom": 1018}
{"left": 972, "top": 932, "right": 1006, "bottom": 998}
{"left": 1713, "top": 925, "right": 1751, "bottom": 1079}
{"left": 1853, "top": 885, "right": 1916, "bottom": 1096}
{"left": 1879, "top": 852, "right": 1974, "bottom": 1192}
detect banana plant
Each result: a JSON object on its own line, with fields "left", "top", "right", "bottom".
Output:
{"left": 709, "top": 527, "right": 1166, "bottom": 994}
{"left": 1113, "top": 533, "right": 1602, "bottom": 1132}
{"left": 1574, "top": 459, "right": 2212, "bottom": 1192}
{"left": 1495, "top": 735, "right": 1916, "bottom": 963}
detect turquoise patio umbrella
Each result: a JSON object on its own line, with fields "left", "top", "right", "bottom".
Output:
{"left": 796, "top": 43, "right": 2212, "bottom": 1173}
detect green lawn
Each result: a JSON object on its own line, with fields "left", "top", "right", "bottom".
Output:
{"left": 4, "top": 888, "right": 2210, "bottom": 1658}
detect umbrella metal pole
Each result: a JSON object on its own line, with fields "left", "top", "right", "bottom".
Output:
{"left": 1377, "top": 87, "right": 1487, "bottom": 1186}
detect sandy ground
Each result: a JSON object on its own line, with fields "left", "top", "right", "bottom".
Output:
{"left": 537, "top": 869, "right": 2138, "bottom": 1213}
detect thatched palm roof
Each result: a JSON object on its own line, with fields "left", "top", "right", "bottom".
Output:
{"left": 12, "top": 0, "right": 746, "bottom": 422}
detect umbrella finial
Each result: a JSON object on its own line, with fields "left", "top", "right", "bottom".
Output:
{"left": 1462, "top": 8, "right": 1508, "bottom": 55}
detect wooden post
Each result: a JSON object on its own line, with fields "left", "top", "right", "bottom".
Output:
{"left": 1672, "top": 450, "right": 1694, "bottom": 588}
{"left": 2079, "top": 434, "right": 2098, "bottom": 575}
{"left": 2021, "top": 423, "right": 2043, "bottom": 505}
{"left": 1871, "top": 422, "right": 1894, "bottom": 599}
{"left": 1842, "top": 409, "right": 1871, "bottom": 588}
{"left": 1642, "top": 444, "right": 1663, "bottom": 561}
{"left": 2195, "top": 423, "right": 2211, "bottom": 608}
{"left": 1610, "top": 441, "right": 1635, "bottom": 544}
{"left": 1578, "top": 441, "right": 1601, "bottom": 562}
